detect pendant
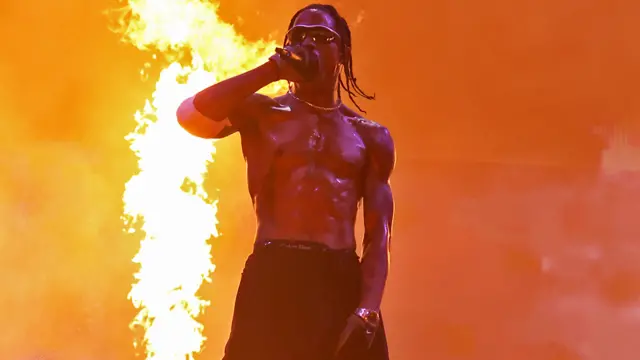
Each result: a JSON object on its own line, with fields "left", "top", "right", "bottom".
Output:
{"left": 309, "top": 129, "right": 324, "bottom": 150}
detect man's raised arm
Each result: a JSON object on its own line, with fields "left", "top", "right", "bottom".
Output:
{"left": 176, "top": 60, "right": 279, "bottom": 139}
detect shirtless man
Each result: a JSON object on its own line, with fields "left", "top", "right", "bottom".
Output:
{"left": 176, "top": 4, "right": 394, "bottom": 359}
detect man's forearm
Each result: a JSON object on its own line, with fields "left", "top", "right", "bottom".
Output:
{"left": 192, "top": 60, "right": 278, "bottom": 121}
{"left": 177, "top": 60, "right": 279, "bottom": 138}
{"left": 358, "top": 235, "right": 390, "bottom": 311}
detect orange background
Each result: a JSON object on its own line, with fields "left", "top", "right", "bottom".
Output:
{"left": 2, "top": 1, "right": 640, "bottom": 359}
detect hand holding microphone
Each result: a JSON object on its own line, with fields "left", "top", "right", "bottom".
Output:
{"left": 269, "top": 45, "right": 319, "bottom": 82}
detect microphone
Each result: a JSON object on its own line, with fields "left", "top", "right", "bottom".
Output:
{"left": 275, "top": 47, "right": 319, "bottom": 81}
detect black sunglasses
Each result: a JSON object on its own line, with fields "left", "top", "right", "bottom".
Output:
{"left": 285, "top": 25, "right": 341, "bottom": 45}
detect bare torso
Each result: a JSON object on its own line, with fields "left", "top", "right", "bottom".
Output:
{"left": 239, "top": 95, "right": 372, "bottom": 249}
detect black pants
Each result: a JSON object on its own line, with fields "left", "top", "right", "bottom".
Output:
{"left": 222, "top": 240, "right": 390, "bottom": 360}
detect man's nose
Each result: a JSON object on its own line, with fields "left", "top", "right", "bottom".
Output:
{"left": 301, "top": 35, "right": 316, "bottom": 49}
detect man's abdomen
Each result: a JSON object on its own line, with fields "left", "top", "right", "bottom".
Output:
{"left": 254, "top": 167, "right": 360, "bottom": 249}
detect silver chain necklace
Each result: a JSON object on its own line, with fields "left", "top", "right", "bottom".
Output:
{"left": 287, "top": 89, "right": 341, "bottom": 112}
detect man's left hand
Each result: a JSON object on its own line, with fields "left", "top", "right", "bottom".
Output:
{"left": 334, "top": 313, "right": 376, "bottom": 355}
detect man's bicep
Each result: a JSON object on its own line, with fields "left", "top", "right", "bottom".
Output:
{"left": 362, "top": 129, "right": 395, "bottom": 236}
{"left": 363, "top": 177, "right": 394, "bottom": 227}
{"left": 361, "top": 177, "right": 394, "bottom": 256}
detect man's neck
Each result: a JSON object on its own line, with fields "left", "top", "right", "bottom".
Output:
{"left": 291, "top": 83, "right": 339, "bottom": 108}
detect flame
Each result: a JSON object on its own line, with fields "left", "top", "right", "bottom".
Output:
{"left": 110, "top": 0, "right": 286, "bottom": 359}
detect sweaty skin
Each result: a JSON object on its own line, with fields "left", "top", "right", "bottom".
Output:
{"left": 242, "top": 97, "right": 392, "bottom": 250}
{"left": 230, "top": 95, "right": 394, "bottom": 312}
{"left": 177, "top": 7, "right": 394, "bottom": 312}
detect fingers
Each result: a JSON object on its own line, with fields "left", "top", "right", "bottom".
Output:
{"left": 364, "top": 332, "right": 375, "bottom": 349}
{"left": 334, "top": 325, "right": 353, "bottom": 356}
{"left": 334, "top": 331, "right": 348, "bottom": 354}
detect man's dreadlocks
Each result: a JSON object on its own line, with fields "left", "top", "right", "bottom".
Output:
{"left": 285, "top": 3, "right": 375, "bottom": 113}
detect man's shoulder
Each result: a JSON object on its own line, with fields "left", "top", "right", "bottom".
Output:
{"left": 348, "top": 116, "right": 385, "bottom": 131}
{"left": 342, "top": 114, "right": 395, "bottom": 175}
{"left": 340, "top": 104, "right": 388, "bottom": 132}
{"left": 345, "top": 116, "right": 393, "bottom": 151}
{"left": 345, "top": 117, "right": 395, "bottom": 178}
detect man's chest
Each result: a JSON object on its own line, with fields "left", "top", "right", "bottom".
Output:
{"left": 252, "top": 113, "right": 368, "bottom": 176}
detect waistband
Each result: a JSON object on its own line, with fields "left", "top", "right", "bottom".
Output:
{"left": 254, "top": 239, "right": 356, "bottom": 254}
